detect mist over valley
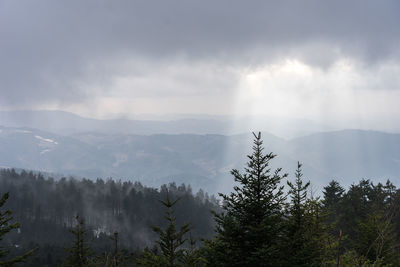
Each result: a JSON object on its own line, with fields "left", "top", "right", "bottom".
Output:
{"left": 1, "top": 110, "right": 399, "bottom": 194}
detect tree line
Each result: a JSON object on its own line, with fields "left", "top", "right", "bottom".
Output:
{"left": 1, "top": 132, "right": 400, "bottom": 266}
{"left": 0, "top": 169, "right": 219, "bottom": 266}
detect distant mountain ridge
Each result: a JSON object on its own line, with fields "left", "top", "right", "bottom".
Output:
{"left": 1, "top": 125, "right": 399, "bottom": 194}
{"left": 0, "top": 110, "right": 333, "bottom": 138}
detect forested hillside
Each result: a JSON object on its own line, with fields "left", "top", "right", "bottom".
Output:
{"left": 0, "top": 133, "right": 400, "bottom": 266}
{"left": 0, "top": 169, "right": 219, "bottom": 266}
{"left": 2, "top": 126, "right": 400, "bottom": 194}
{"left": 1, "top": 134, "right": 400, "bottom": 266}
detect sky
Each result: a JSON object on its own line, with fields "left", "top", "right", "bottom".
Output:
{"left": 1, "top": 0, "right": 400, "bottom": 130}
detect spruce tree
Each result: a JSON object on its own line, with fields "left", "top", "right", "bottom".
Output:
{"left": 0, "top": 192, "right": 37, "bottom": 266}
{"left": 94, "top": 232, "right": 134, "bottom": 267}
{"left": 139, "top": 189, "right": 190, "bottom": 267}
{"left": 323, "top": 180, "right": 345, "bottom": 210}
{"left": 354, "top": 208, "right": 399, "bottom": 265}
{"left": 285, "top": 162, "right": 312, "bottom": 266}
{"left": 180, "top": 233, "right": 205, "bottom": 266}
{"left": 205, "top": 132, "right": 287, "bottom": 266}
{"left": 287, "top": 162, "right": 310, "bottom": 233}
{"left": 322, "top": 180, "right": 345, "bottom": 237}
{"left": 63, "top": 215, "right": 93, "bottom": 267}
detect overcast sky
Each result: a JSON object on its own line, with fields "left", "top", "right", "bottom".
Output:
{"left": 1, "top": 0, "right": 400, "bottom": 130}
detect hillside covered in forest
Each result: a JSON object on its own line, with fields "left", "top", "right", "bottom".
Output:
{"left": 2, "top": 125, "right": 400, "bottom": 194}
{"left": 1, "top": 134, "right": 400, "bottom": 266}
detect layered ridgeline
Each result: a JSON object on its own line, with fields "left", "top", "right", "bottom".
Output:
{"left": 0, "top": 110, "right": 331, "bottom": 138}
{"left": 1, "top": 125, "right": 400, "bottom": 193}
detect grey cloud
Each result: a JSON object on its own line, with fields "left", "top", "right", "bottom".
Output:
{"left": 1, "top": 0, "right": 400, "bottom": 106}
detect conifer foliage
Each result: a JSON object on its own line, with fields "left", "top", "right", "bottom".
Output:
{"left": 285, "top": 162, "right": 317, "bottom": 266}
{"left": 205, "top": 132, "right": 287, "bottom": 266}
{"left": 0, "top": 192, "right": 36, "bottom": 266}
{"left": 3, "top": 134, "right": 400, "bottom": 266}
{"left": 63, "top": 215, "right": 93, "bottom": 267}
{"left": 139, "top": 189, "right": 191, "bottom": 266}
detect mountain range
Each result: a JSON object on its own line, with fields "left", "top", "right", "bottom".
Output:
{"left": 0, "top": 110, "right": 333, "bottom": 139}
{"left": 1, "top": 118, "right": 399, "bottom": 194}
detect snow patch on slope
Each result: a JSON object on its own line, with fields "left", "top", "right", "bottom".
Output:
{"left": 35, "top": 135, "right": 58, "bottom": 145}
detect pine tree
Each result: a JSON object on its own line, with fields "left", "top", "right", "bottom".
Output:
{"left": 0, "top": 192, "right": 37, "bottom": 266}
{"left": 205, "top": 132, "right": 287, "bottom": 266}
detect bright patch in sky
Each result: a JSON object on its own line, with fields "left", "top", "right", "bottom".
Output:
{"left": 1, "top": 0, "right": 400, "bottom": 133}
{"left": 234, "top": 58, "right": 400, "bottom": 130}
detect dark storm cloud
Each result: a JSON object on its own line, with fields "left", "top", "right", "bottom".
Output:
{"left": 1, "top": 0, "right": 400, "bottom": 106}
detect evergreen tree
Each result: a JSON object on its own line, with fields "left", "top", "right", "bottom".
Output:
{"left": 93, "top": 232, "right": 134, "bottom": 267}
{"left": 286, "top": 167, "right": 337, "bottom": 266}
{"left": 205, "top": 132, "right": 287, "bottom": 266}
{"left": 180, "top": 233, "right": 205, "bottom": 267}
{"left": 287, "top": 162, "right": 310, "bottom": 233}
{"left": 138, "top": 189, "right": 190, "bottom": 267}
{"left": 323, "top": 180, "right": 345, "bottom": 213}
{"left": 349, "top": 192, "right": 400, "bottom": 266}
{"left": 0, "top": 192, "right": 37, "bottom": 266}
{"left": 63, "top": 215, "right": 94, "bottom": 267}
{"left": 304, "top": 196, "right": 337, "bottom": 266}
{"left": 322, "top": 180, "right": 345, "bottom": 239}
{"left": 284, "top": 162, "right": 313, "bottom": 266}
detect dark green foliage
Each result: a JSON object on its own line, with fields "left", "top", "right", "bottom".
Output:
{"left": 0, "top": 192, "right": 37, "bottom": 266}
{"left": 353, "top": 207, "right": 398, "bottom": 265}
{"left": 304, "top": 197, "right": 335, "bottom": 266}
{"left": 205, "top": 132, "right": 287, "bottom": 266}
{"left": 323, "top": 180, "right": 345, "bottom": 208}
{"left": 284, "top": 162, "right": 314, "bottom": 266}
{"left": 286, "top": 162, "right": 310, "bottom": 233}
{"left": 323, "top": 180, "right": 345, "bottom": 228}
{"left": 284, "top": 164, "right": 337, "bottom": 266}
{"left": 344, "top": 182, "right": 400, "bottom": 266}
{"left": 4, "top": 135, "right": 400, "bottom": 266}
{"left": 180, "top": 233, "right": 205, "bottom": 266}
{"left": 139, "top": 189, "right": 190, "bottom": 266}
{"left": 0, "top": 169, "right": 219, "bottom": 265}
{"left": 63, "top": 215, "right": 93, "bottom": 267}
{"left": 92, "top": 232, "right": 136, "bottom": 267}
{"left": 322, "top": 179, "right": 400, "bottom": 266}
{"left": 0, "top": 193, "right": 19, "bottom": 261}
